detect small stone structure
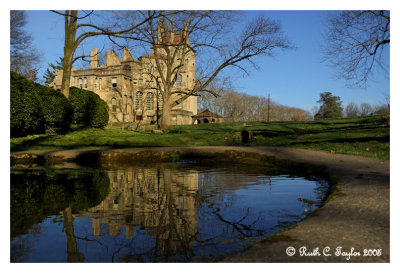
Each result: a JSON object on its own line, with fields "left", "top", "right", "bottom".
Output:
{"left": 192, "top": 109, "right": 224, "bottom": 124}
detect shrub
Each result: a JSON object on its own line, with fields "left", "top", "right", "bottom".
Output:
{"left": 10, "top": 72, "right": 45, "bottom": 137}
{"left": 90, "top": 98, "right": 109, "bottom": 128}
{"left": 33, "top": 84, "right": 73, "bottom": 134}
{"left": 10, "top": 71, "right": 73, "bottom": 137}
{"left": 69, "top": 87, "right": 109, "bottom": 128}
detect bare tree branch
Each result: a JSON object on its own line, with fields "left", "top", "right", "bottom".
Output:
{"left": 322, "top": 10, "right": 390, "bottom": 88}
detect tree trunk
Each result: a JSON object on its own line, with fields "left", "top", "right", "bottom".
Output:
{"left": 61, "top": 10, "right": 78, "bottom": 98}
{"left": 61, "top": 47, "right": 74, "bottom": 98}
{"left": 160, "top": 100, "right": 172, "bottom": 129}
{"left": 63, "top": 206, "right": 84, "bottom": 262}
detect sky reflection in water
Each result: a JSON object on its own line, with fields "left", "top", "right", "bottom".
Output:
{"left": 10, "top": 163, "right": 328, "bottom": 262}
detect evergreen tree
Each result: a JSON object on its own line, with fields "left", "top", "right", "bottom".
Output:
{"left": 314, "top": 92, "right": 343, "bottom": 120}
{"left": 43, "top": 57, "right": 64, "bottom": 86}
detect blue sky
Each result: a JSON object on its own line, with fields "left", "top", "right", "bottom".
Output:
{"left": 24, "top": 10, "right": 390, "bottom": 112}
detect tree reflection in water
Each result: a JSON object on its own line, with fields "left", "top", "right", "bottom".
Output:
{"left": 10, "top": 164, "right": 328, "bottom": 262}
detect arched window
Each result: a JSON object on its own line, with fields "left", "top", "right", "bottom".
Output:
{"left": 135, "top": 91, "right": 143, "bottom": 110}
{"left": 111, "top": 98, "right": 117, "bottom": 112}
{"left": 146, "top": 92, "right": 154, "bottom": 110}
{"left": 84, "top": 77, "right": 87, "bottom": 88}
{"left": 79, "top": 78, "right": 83, "bottom": 88}
{"left": 176, "top": 74, "right": 182, "bottom": 87}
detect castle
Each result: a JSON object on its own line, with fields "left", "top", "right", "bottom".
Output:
{"left": 50, "top": 27, "right": 197, "bottom": 126}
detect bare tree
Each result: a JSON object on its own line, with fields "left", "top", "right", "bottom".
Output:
{"left": 383, "top": 92, "right": 390, "bottom": 111}
{"left": 113, "top": 11, "right": 292, "bottom": 128}
{"left": 198, "top": 89, "right": 311, "bottom": 122}
{"left": 360, "top": 102, "right": 373, "bottom": 116}
{"left": 373, "top": 104, "right": 390, "bottom": 115}
{"left": 10, "top": 10, "right": 41, "bottom": 81}
{"left": 310, "top": 105, "right": 320, "bottom": 119}
{"left": 322, "top": 10, "right": 390, "bottom": 88}
{"left": 345, "top": 102, "right": 360, "bottom": 118}
{"left": 51, "top": 10, "right": 158, "bottom": 98}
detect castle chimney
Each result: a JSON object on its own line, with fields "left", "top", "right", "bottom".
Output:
{"left": 123, "top": 47, "right": 132, "bottom": 61}
{"left": 90, "top": 48, "right": 98, "bottom": 69}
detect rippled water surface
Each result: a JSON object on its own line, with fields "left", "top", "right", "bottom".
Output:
{"left": 11, "top": 162, "right": 328, "bottom": 262}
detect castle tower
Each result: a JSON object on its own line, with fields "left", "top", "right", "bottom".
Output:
{"left": 123, "top": 47, "right": 132, "bottom": 61}
{"left": 90, "top": 48, "right": 98, "bottom": 69}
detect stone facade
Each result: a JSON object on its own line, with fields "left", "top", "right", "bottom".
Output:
{"left": 50, "top": 31, "right": 197, "bottom": 126}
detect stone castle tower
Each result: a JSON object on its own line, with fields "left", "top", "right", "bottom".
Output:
{"left": 50, "top": 26, "right": 197, "bottom": 126}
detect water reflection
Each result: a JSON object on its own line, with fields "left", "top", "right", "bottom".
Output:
{"left": 10, "top": 164, "right": 328, "bottom": 262}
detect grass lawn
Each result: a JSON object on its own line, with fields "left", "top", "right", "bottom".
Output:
{"left": 10, "top": 115, "right": 390, "bottom": 160}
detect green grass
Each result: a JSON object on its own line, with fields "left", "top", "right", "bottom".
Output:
{"left": 10, "top": 115, "right": 389, "bottom": 160}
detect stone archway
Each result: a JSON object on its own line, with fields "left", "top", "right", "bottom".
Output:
{"left": 203, "top": 118, "right": 209, "bottom": 123}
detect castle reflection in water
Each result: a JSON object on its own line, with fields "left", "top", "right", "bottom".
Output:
{"left": 78, "top": 167, "right": 200, "bottom": 258}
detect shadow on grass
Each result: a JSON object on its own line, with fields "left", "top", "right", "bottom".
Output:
{"left": 11, "top": 134, "right": 165, "bottom": 152}
{"left": 11, "top": 135, "right": 55, "bottom": 152}
{"left": 253, "top": 122, "right": 388, "bottom": 139}
{"left": 279, "top": 136, "right": 390, "bottom": 147}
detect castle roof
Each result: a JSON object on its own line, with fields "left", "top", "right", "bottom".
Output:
{"left": 193, "top": 109, "right": 223, "bottom": 118}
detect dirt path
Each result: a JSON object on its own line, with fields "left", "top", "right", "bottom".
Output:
{"left": 11, "top": 146, "right": 390, "bottom": 262}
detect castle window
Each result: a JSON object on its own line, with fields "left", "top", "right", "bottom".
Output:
{"left": 135, "top": 91, "right": 143, "bottom": 110}
{"left": 146, "top": 92, "right": 154, "bottom": 110}
{"left": 84, "top": 77, "right": 87, "bottom": 88}
{"left": 133, "top": 79, "right": 137, "bottom": 84}
{"left": 111, "top": 98, "right": 117, "bottom": 112}
{"left": 147, "top": 64, "right": 152, "bottom": 73}
{"left": 112, "top": 77, "right": 117, "bottom": 88}
{"left": 79, "top": 78, "right": 83, "bottom": 88}
{"left": 94, "top": 78, "right": 97, "bottom": 89}
{"left": 99, "top": 78, "right": 102, "bottom": 90}
{"left": 176, "top": 74, "right": 182, "bottom": 87}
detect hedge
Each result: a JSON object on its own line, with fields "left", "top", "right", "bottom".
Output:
{"left": 11, "top": 71, "right": 73, "bottom": 137}
{"left": 10, "top": 72, "right": 45, "bottom": 137}
{"left": 33, "top": 83, "right": 73, "bottom": 134}
{"left": 69, "top": 87, "right": 109, "bottom": 128}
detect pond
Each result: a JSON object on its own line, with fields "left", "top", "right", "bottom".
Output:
{"left": 10, "top": 162, "right": 328, "bottom": 262}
